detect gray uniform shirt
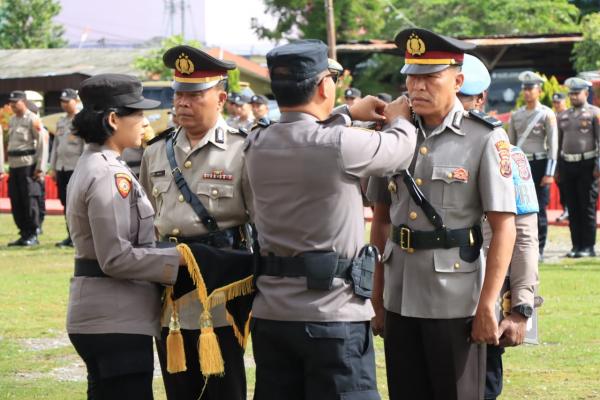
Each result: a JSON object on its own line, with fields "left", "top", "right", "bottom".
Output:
{"left": 7, "top": 110, "right": 47, "bottom": 170}
{"left": 368, "top": 100, "right": 517, "bottom": 319}
{"left": 66, "top": 144, "right": 180, "bottom": 337}
{"left": 507, "top": 103, "right": 558, "bottom": 160}
{"left": 50, "top": 114, "right": 84, "bottom": 172}
{"left": 139, "top": 116, "right": 252, "bottom": 329}
{"left": 558, "top": 103, "right": 600, "bottom": 155}
{"left": 245, "top": 111, "right": 417, "bottom": 322}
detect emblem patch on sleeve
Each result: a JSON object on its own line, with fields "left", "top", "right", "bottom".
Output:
{"left": 115, "top": 173, "right": 132, "bottom": 198}
{"left": 495, "top": 140, "right": 512, "bottom": 178}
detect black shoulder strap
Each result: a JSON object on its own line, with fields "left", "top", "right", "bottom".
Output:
{"left": 166, "top": 134, "right": 220, "bottom": 233}
{"left": 468, "top": 109, "right": 503, "bottom": 128}
{"left": 401, "top": 170, "right": 445, "bottom": 229}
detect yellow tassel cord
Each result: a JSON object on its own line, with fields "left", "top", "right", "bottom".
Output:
{"left": 164, "top": 286, "right": 187, "bottom": 373}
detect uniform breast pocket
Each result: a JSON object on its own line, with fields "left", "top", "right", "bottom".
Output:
{"left": 14, "top": 126, "right": 31, "bottom": 143}
{"left": 532, "top": 122, "right": 544, "bottom": 136}
{"left": 151, "top": 178, "right": 172, "bottom": 216}
{"left": 579, "top": 118, "right": 592, "bottom": 134}
{"left": 196, "top": 182, "right": 234, "bottom": 208}
{"left": 431, "top": 165, "right": 469, "bottom": 209}
{"left": 136, "top": 197, "right": 156, "bottom": 245}
{"left": 433, "top": 249, "right": 482, "bottom": 274}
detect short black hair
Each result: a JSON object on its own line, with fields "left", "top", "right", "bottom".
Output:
{"left": 72, "top": 107, "right": 139, "bottom": 145}
{"left": 270, "top": 75, "right": 321, "bottom": 107}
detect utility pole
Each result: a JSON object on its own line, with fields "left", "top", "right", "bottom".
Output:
{"left": 324, "top": 0, "right": 336, "bottom": 60}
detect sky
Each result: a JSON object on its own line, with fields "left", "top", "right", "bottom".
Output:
{"left": 56, "top": 0, "right": 279, "bottom": 54}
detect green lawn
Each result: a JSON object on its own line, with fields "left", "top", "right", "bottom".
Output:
{"left": 0, "top": 215, "right": 599, "bottom": 399}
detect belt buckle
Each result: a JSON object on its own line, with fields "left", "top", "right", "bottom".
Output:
{"left": 400, "top": 227, "right": 412, "bottom": 251}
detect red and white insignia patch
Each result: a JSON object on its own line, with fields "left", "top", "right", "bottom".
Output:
{"left": 495, "top": 140, "right": 512, "bottom": 178}
{"left": 115, "top": 173, "right": 132, "bottom": 198}
{"left": 511, "top": 152, "right": 531, "bottom": 180}
{"left": 202, "top": 170, "right": 233, "bottom": 181}
{"left": 452, "top": 167, "right": 469, "bottom": 182}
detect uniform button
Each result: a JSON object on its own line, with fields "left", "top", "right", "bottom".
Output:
{"left": 184, "top": 160, "right": 192, "bottom": 169}
{"left": 171, "top": 228, "right": 180, "bottom": 236}
{"left": 388, "top": 180, "right": 397, "bottom": 193}
{"left": 211, "top": 189, "right": 219, "bottom": 197}
{"left": 409, "top": 211, "right": 418, "bottom": 220}
{"left": 415, "top": 178, "right": 423, "bottom": 186}
{"left": 419, "top": 146, "right": 428, "bottom": 155}
{"left": 447, "top": 172, "right": 453, "bottom": 179}
{"left": 178, "top": 194, "right": 184, "bottom": 202}
{"left": 454, "top": 262, "right": 460, "bottom": 269}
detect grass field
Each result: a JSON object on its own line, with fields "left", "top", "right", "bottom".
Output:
{"left": 0, "top": 214, "right": 599, "bottom": 399}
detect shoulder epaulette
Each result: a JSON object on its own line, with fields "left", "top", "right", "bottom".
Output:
{"left": 233, "top": 127, "right": 248, "bottom": 137}
{"left": 147, "top": 126, "right": 176, "bottom": 146}
{"left": 468, "top": 109, "right": 503, "bottom": 128}
{"left": 257, "top": 118, "right": 271, "bottom": 128}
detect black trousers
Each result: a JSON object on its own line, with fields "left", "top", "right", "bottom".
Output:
{"left": 56, "top": 169, "right": 74, "bottom": 235}
{"left": 7, "top": 165, "right": 40, "bottom": 238}
{"left": 530, "top": 159, "right": 549, "bottom": 254}
{"left": 69, "top": 333, "right": 155, "bottom": 400}
{"left": 484, "top": 345, "right": 504, "bottom": 400}
{"left": 156, "top": 326, "right": 246, "bottom": 400}
{"left": 37, "top": 177, "right": 46, "bottom": 226}
{"left": 561, "top": 158, "right": 598, "bottom": 250}
{"left": 251, "top": 318, "right": 380, "bottom": 400}
{"left": 384, "top": 311, "right": 485, "bottom": 400}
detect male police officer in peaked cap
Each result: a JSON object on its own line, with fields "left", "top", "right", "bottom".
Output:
{"left": 558, "top": 77, "right": 600, "bottom": 258}
{"left": 507, "top": 71, "right": 558, "bottom": 260}
{"left": 139, "top": 45, "right": 253, "bottom": 400}
{"left": 368, "top": 28, "right": 516, "bottom": 399}
{"left": 244, "top": 38, "right": 417, "bottom": 399}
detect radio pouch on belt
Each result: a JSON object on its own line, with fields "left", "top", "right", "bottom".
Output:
{"left": 304, "top": 252, "right": 339, "bottom": 291}
{"left": 350, "top": 245, "right": 378, "bottom": 299}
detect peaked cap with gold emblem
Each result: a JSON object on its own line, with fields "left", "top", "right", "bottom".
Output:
{"left": 163, "top": 45, "right": 236, "bottom": 92}
{"left": 395, "top": 28, "right": 476, "bottom": 75}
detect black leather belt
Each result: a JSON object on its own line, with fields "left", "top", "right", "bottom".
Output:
{"left": 163, "top": 226, "right": 244, "bottom": 249}
{"left": 258, "top": 255, "right": 352, "bottom": 279}
{"left": 8, "top": 149, "right": 36, "bottom": 157}
{"left": 74, "top": 258, "right": 108, "bottom": 277}
{"left": 390, "top": 224, "right": 480, "bottom": 251}
{"left": 126, "top": 160, "right": 142, "bottom": 167}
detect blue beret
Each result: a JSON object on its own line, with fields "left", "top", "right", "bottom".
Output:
{"left": 267, "top": 40, "right": 329, "bottom": 81}
{"left": 459, "top": 54, "right": 490, "bottom": 96}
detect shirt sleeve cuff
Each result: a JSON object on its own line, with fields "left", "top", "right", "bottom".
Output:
{"left": 545, "top": 159, "right": 557, "bottom": 176}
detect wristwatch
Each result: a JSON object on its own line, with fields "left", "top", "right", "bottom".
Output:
{"left": 511, "top": 304, "right": 533, "bottom": 318}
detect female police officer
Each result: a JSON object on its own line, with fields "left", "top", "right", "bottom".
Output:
{"left": 65, "top": 74, "right": 184, "bottom": 399}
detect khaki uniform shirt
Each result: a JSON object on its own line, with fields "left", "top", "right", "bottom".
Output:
{"left": 66, "top": 144, "right": 180, "bottom": 337}
{"left": 139, "top": 116, "right": 252, "bottom": 329}
{"left": 7, "top": 110, "right": 47, "bottom": 170}
{"left": 368, "top": 100, "right": 517, "bottom": 319}
{"left": 558, "top": 103, "right": 600, "bottom": 155}
{"left": 50, "top": 114, "right": 84, "bottom": 172}
{"left": 245, "top": 110, "right": 417, "bottom": 322}
{"left": 507, "top": 102, "right": 558, "bottom": 160}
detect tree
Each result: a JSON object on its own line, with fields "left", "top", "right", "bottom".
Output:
{"left": 133, "top": 35, "right": 202, "bottom": 80}
{"left": 0, "top": 0, "right": 66, "bottom": 48}
{"left": 571, "top": 12, "right": 600, "bottom": 72}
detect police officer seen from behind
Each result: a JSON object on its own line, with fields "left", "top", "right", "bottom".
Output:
{"left": 558, "top": 77, "right": 600, "bottom": 258}
{"left": 245, "top": 39, "right": 417, "bottom": 400}
{"left": 369, "top": 29, "right": 516, "bottom": 400}
{"left": 458, "top": 54, "right": 540, "bottom": 400}
{"left": 249, "top": 94, "right": 271, "bottom": 125}
{"left": 507, "top": 71, "right": 558, "bottom": 260}
{"left": 139, "top": 45, "right": 252, "bottom": 400}
{"left": 6, "top": 91, "right": 48, "bottom": 246}
{"left": 48, "top": 88, "right": 84, "bottom": 247}
{"left": 66, "top": 74, "right": 185, "bottom": 400}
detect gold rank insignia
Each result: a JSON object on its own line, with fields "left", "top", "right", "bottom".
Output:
{"left": 406, "top": 33, "right": 426, "bottom": 56}
{"left": 175, "top": 53, "right": 195, "bottom": 75}
{"left": 114, "top": 173, "right": 132, "bottom": 198}
{"left": 203, "top": 170, "right": 233, "bottom": 181}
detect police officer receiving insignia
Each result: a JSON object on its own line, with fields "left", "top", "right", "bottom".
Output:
{"left": 558, "top": 77, "right": 600, "bottom": 258}
{"left": 249, "top": 94, "right": 271, "bottom": 125}
{"left": 6, "top": 90, "right": 48, "bottom": 246}
{"left": 368, "top": 29, "right": 516, "bottom": 400}
{"left": 65, "top": 74, "right": 184, "bottom": 400}
{"left": 139, "top": 45, "right": 252, "bottom": 400}
{"left": 507, "top": 71, "right": 558, "bottom": 259}
{"left": 458, "top": 54, "right": 540, "bottom": 400}
{"left": 48, "top": 88, "right": 84, "bottom": 247}
{"left": 245, "top": 39, "right": 416, "bottom": 400}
